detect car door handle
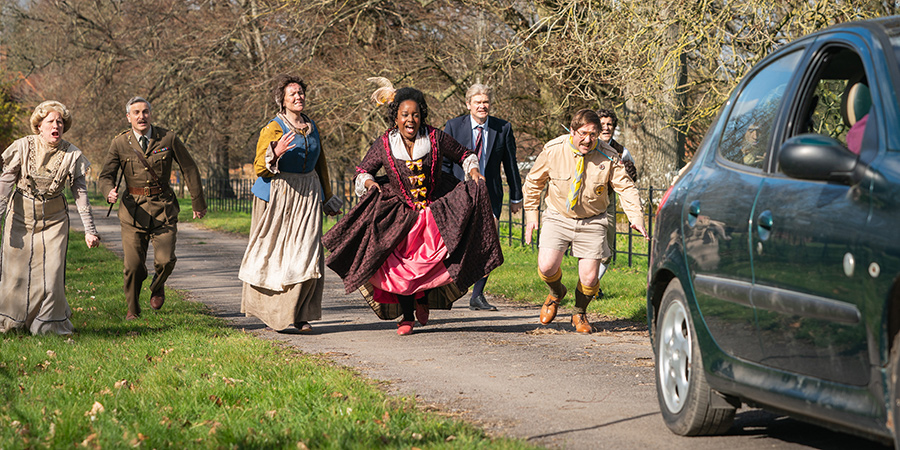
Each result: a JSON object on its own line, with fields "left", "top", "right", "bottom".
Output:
{"left": 757, "top": 210, "right": 773, "bottom": 241}
{"left": 687, "top": 200, "right": 700, "bottom": 227}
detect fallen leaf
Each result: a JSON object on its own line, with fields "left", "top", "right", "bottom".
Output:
{"left": 222, "top": 377, "right": 244, "bottom": 385}
{"left": 79, "top": 432, "right": 98, "bottom": 448}
{"left": 265, "top": 410, "right": 277, "bottom": 419}
{"left": 297, "top": 442, "right": 309, "bottom": 450}
{"left": 84, "top": 401, "right": 105, "bottom": 417}
{"left": 114, "top": 380, "right": 129, "bottom": 389}
{"left": 209, "top": 395, "right": 223, "bottom": 406}
{"left": 46, "top": 350, "right": 56, "bottom": 358}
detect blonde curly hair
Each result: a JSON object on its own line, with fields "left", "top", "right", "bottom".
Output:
{"left": 30, "top": 100, "right": 72, "bottom": 135}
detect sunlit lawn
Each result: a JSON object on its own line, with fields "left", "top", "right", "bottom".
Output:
{"left": 0, "top": 230, "right": 531, "bottom": 449}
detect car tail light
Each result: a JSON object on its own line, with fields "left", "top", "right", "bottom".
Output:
{"left": 656, "top": 185, "right": 675, "bottom": 216}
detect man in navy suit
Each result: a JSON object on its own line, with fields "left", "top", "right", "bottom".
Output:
{"left": 443, "top": 83, "right": 523, "bottom": 311}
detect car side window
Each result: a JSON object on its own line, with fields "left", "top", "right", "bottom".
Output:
{"left": 791, "top": 46, "right": 871, "bottom": 155}
{"left": 718, "top": 50, "right": 803, "bottom": 169}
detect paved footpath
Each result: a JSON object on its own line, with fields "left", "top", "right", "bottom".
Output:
{"left": 72, "top": 207, "right": 889, "bottom": 450}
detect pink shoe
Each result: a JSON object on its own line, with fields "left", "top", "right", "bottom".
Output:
{"left": 397, "top": 321, "right": 415, "bottom": 335}
{"left": 415, "top": 302, "right": 429, "bottom": 326}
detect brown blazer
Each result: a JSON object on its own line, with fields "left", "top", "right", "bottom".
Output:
{"left": 98, "top": 126, "right": 206, "bottom": 228}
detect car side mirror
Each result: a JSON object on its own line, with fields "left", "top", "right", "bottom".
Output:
{"left": 778, "top": 134, "right": 862, "bottom": 185}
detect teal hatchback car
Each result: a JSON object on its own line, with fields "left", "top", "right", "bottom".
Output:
{"left": 648, "top": 17, "right": 900, "bottom": 446}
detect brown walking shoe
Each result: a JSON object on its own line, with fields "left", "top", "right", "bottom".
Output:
{"left": 571, "top": 313, "right": 593, "bottom": 334}
{"left": 150, "top": 287, "right": 165, "bottom": 310}
{"left": 540, "top": 294, "right": 561, "bottom": 324}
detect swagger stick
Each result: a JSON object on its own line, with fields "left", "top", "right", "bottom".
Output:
{"left": 106, "top": 169, "right": 123, "bottom": 217}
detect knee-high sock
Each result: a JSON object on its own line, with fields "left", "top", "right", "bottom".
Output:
{"left": 538, "top": 267, "right": 566, "bottom": 300}
{"left": 397, "top": 294, "right": 415, "bottom": 322}
{"left": 574, "top": 281, "right": 600, "bottom": 314}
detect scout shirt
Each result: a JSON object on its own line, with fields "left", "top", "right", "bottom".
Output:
{"left": 98, "top": 126, "right": 206, "bottom": 228}
{"left": 523, "top": 134, "right": 644, "bottom": 229}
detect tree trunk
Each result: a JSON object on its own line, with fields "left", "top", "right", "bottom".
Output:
{"left": 622, "top": 2, "right": 687, "bottom": 191}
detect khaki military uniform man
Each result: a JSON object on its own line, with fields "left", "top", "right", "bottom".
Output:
{"left": 98, "top": 97, "right": 207, "bottom": 320}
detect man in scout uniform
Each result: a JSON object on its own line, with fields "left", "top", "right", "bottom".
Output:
{"left": 99, "top": 96, "right": 207, "bottom": 320}
{"left": 523, "top": 109, "right": 647, "bottom": 334}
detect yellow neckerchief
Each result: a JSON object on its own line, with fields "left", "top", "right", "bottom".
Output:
{"left": 566, "top": 135, "right": 598, "bottom": 211}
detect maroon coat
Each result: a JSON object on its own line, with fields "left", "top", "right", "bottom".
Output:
{"left": 323, "top": 126, "right": 503, "bottom": 295}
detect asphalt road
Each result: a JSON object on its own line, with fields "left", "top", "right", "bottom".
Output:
{"left": 73, "top": 207, "right": 892, "bottom": 450}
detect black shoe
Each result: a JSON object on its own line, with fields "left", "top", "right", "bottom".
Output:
{"left": 469, "top": 294, "right": 498, "bottom": 311}
{"left": 595, "top": 288, "right": 604, "bottom": 300}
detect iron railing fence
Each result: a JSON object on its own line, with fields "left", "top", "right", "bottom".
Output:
{"left": 87, "top": 177, "right": 663, "bottom": 267}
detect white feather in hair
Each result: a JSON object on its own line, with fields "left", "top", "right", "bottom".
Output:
{"left": 367, "top": 77, "right": 396, "bottom": 106}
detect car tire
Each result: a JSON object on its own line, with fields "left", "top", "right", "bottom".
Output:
{"left": 889, "top": 333, "right": 900, "bottom": 450}
{"left": 655, "top": 278, "right": 736, "bottom": 435}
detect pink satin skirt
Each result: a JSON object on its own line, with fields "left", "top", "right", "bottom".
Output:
{"left": 370, "top": 207, "right": 451, "bottom": 303}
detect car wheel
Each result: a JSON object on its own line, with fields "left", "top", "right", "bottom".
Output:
{"left": 889, "top": 333, "right": 900, "bottom": 449}
{"left": 655, "top": 278, "right": 736, "bottom": 435}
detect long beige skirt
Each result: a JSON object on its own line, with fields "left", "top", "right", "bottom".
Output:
{"left": 0, "top": 191, "right": 74, "bottom": 335}
{"left": 239, "top": 172, "right": 323, "bottom": 330}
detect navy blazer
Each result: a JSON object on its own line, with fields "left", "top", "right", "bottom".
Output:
{"left": 443, "top": 115, "right": 523, "bottom": 218}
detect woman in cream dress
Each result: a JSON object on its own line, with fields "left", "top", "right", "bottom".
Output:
{"left": 238, "top": 75, "right": 342, "bottom": 333}
{"left": 0, "top": 101, "right": 100, "bottom": 335}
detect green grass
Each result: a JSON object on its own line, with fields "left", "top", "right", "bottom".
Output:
{"left": 0, "top": 231, "right": 531, "bottom": 449}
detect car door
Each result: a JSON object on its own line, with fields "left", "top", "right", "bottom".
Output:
{"left": 752, "top": 40, "right": 874, "bottom": 386}
{"left": 682, "top": 49, "right": 804, "bottom": 363}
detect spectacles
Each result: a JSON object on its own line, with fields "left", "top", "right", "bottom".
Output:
{"left": 574, "top": 129, "right": 598, "bottom": 140}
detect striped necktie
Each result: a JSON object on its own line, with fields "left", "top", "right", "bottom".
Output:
{"left": 474, "top": 125, "right": 484, "bottom": 157}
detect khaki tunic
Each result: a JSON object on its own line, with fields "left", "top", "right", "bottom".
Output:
{"left": 98, "top": 126, "right": 206, "bottom": 227}
{"left": 523, "top": 134, "right": 644, "bottom": 229}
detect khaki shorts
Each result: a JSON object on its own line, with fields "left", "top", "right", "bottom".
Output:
{"left": 538, "top": 208, "right": 610, "bottom": 260}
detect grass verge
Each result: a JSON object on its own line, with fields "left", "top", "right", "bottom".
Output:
{"left": 0, "top": 230, "right": 530, "bottom": 449}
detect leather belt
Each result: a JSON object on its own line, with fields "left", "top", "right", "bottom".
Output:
{"left": 15, "top": 187, "right": 62, "bottom": 201}
{"left": 128, "top": 185, "right": 165, "bottom": 196}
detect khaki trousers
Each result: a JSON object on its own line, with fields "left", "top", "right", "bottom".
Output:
{"left": 120, "top": 220, "right": 177, "bottom": 316}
